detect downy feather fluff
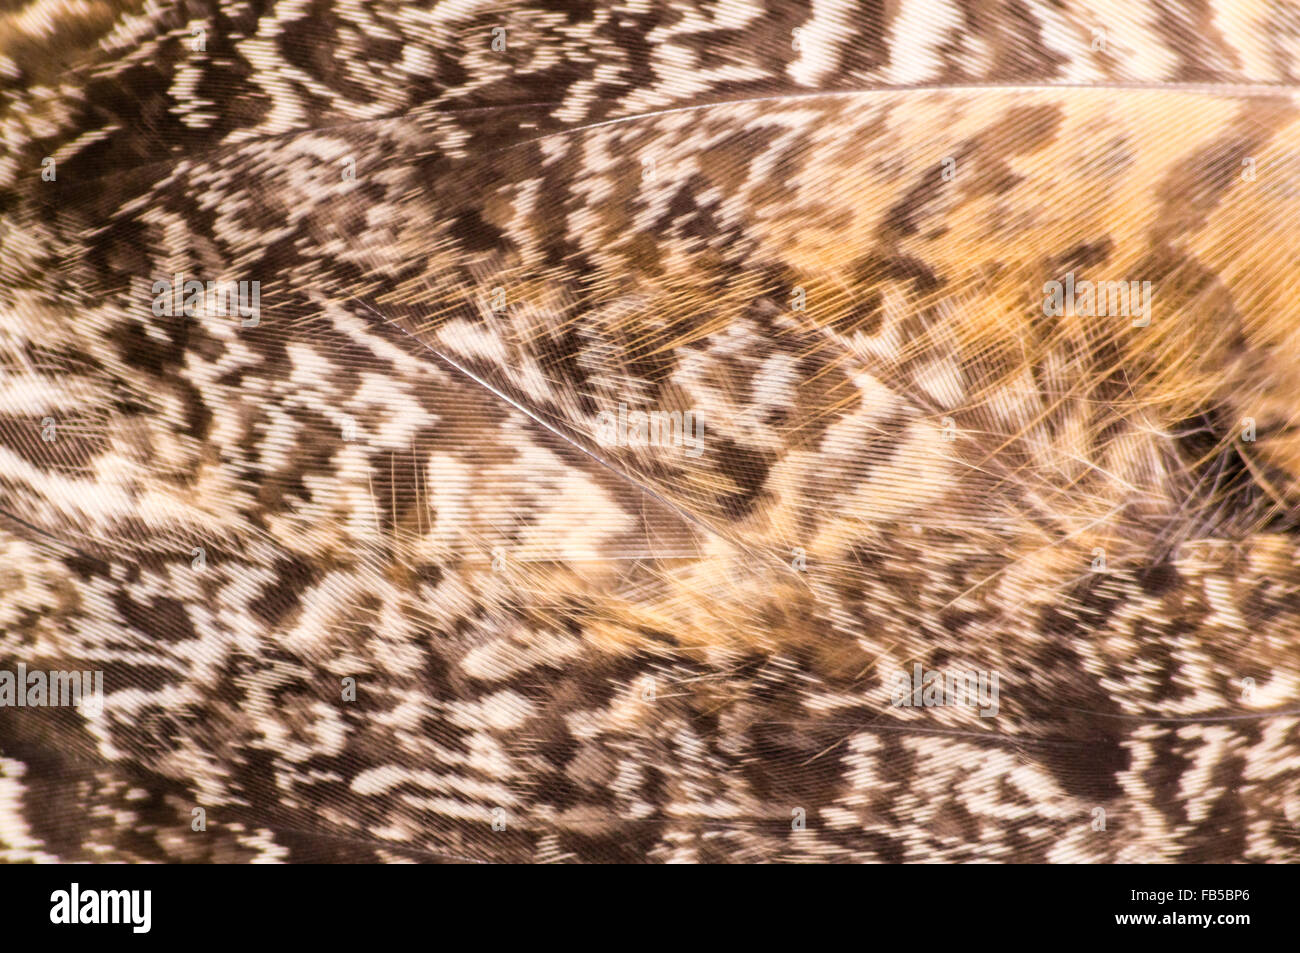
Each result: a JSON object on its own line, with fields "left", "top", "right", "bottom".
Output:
{"left": 1, "top": 0, "right": 1299, "bottom": 863}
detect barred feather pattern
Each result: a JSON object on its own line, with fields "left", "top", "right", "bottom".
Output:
{"left": 1, "top": 0, "right": 1300, "bottom": 862}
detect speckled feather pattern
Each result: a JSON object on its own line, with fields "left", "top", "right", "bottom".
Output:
{"left": 1, "top": 0, "right": 1299, "bottom": 863}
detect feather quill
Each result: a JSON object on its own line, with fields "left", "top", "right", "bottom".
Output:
{"left": 0, "top": 0, "right": 1298, "bottom": 862}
